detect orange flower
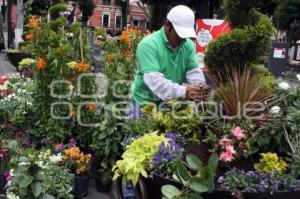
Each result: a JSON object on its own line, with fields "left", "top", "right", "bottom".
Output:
{"left": 106, "top": 54, "right": 113, "bottom": 63}
{"left": 121, "top": 50, "right": 133, "bottom": 58}
{"left": 36, "top": 58, "right": 46, "bottom": 70}
{"left": 120, "top": 31, "right": 131, "bottom": 45}
{"left": 71, "top": 111, "right": 77, "bottom": 117}
{"left": 75, "top": 62, "right": 90, "bottom": 72}
{"left": 25, "top": 33, "right": 35, "bottom": 40}
{"left": 86, "top": 103, "right": 96, "bottom": 112}
{"left": 28, "top": 17, "right": 38, "bottom": 29}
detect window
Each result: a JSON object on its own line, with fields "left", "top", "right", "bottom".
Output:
{"left": 116, "top": 16, "right": 122, "bottom": 28}
{"left": 103, "top": 14, "right": 110, "bottom": 27}
{"left": 133, "top": 20, "right": 139, "bottom": 27}
{"left": 102, "top": 0, "right": 111, "bottom": 5}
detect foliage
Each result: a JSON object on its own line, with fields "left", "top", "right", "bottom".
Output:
{"left": 210, "top": 67, "right": 274, "bottom": 119}
{"left": 205, "top": 0, "right": 274, "bottom": 77}
{"left": 6, "top": 148, "right": 74, "bottom": 199}
{"left": 77, "top": 0, "right": 96, "bottom": 26}
{"left": 204, "top": 119, "right": 261, "bottom": 164}
{"left": 63, "top": 147, "right": 91, "bottom": 175}
{"left": 151, "top": 133, "right": 185, "bottom": 177}
{"left": 122, "top": 116, "right": 158, "bottom": 137}
{"left": 18, "top": 58, "right": 36, "bottom": 71}
{"left": 48, "top": 3, "right": 67, "bottom": 19}
{"left": 0, "top": 77, "right": 35, "bottom": 131}
{"left": 112, "top": 132, "right": 168, "bottom": 186}
{"left": 162, "top": 154, "right": 219, "bottom": 199}
{"left": 218, "top": 168, "right": 300, "bottom": 193}
{"left": 142, "top": 101, "right": 203, "bottom": 142}
{"left": 251, "top": 64, "right": 276, "bottom": 92}
{"left": 254, "top": 153, "right": 287, "bottom": 174}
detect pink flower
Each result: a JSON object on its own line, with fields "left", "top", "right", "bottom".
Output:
{"left": 3, "top": 170, "right": 12, "bottom": 182}
{"left": 219, "top": 138, "right": 232, "bottom": 147}
{"left": 225, "top": 145, "right": 236, "bottom": 155}
{"left": 15, "top": 131, "right": 23, "bottom": 138}
{"left": 219, "top": 151, "right": 235, "bottom": 162}
{"left": 231, "top": 127, "right": 245, "bottom": 140}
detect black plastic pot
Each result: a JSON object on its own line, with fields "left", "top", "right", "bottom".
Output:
{"left": 0, "top": 176, "right": 6, "bottom": 195}
{"left": 6, "top": 52, "right": 31, "bottom": 71}
{"left": 95, "top": 176, "right": 112, "bottom": 193}
{"left": 72, "top": 173, "right": 90, "bottom": 199}
{"left": 0, "top": 43, "right": 5, "bottom": 51}
{"left": 145, "top": 174, "right": 300, "bottom": 199}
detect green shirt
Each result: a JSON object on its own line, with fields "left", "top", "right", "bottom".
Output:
{"left": 131, "top": 27, "right": 198, "bottom": 105}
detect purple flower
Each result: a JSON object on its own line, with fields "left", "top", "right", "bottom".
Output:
{"left": 153, "top": 154, "right": 163, "bottom": 161}
{"left": 166, "top": 153, "right": 176, "bottom": 160}
{"left": 55, "top": 143, "right": 64, "bottom": 152}
{"left": 217, "top": 176, "right": 224, "bottom": 184}
{"left": 15, "top": 131, "right": 23, "bottom": 138}
{"left": 159, "top": 143, "right": 166, "bottom": 153}
{"left": 69, "top": 138, "right": 77, "bottom": 147}
{"left": 3, "top": 170, "right": 12, "bottom": 182}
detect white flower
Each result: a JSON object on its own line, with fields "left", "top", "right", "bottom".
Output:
{"left": 297, "top": 74, "right": 300, "bottom": 81}
{"left": 6, "top": 191, "right": 20, "bottom": 199}
{"left": 278, "top": 82, "right": 290, "bottom": 90}
{"left": 18, "top": 161, "right": 29, "bottom": 166}
{"left": 49, "top": 153, "right": 62, "bottom": 163}
{"left": 270, "top": 106, "right": 281, "bottom": 114}
{"left": 9, "top": 169, "right": 14, "bottom": 177}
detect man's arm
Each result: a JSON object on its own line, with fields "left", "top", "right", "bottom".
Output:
{"left": 143, "top": 72, "right": 186, "bottom": 101}
{"left": 186, "top": 66, "right": 206, "bottom": 85}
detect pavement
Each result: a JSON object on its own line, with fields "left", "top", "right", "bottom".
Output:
{"left": 0, "top": 52, "right": 116, "bottom": 199}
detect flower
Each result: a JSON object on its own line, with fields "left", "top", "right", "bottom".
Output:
{"left": 231, "top": 127, "right": 246, "bottom": 140}
{"left": 225, "top": 145, "right": 236, "bottom": 155}
{"left": 297, "top": 74, "right": 300, "bottom": 81}
{"left": 219, "top": 151, "right": 235, "bottom": 162}
{"left": 49, "top": 153, "right": 62, "bottom": 163}
{"left": 3, "top": 170, "right": 12, "bottom": 182}
{"left": 55, "top": 143, "right": 64, "bottom": 152}
{"left": 63, "top": 147, "right": 91, "bottom": 174}
{"left": 269, "top": 106, "right": 281, "bottom": 114}
{"left": 86, "top": 103, "right": 96, "bottom": 112}
{"left": 36, "top": 58, "right": 46, "bottom": 70}
{"left": 121, "top": 50, "right": 133, "bottom": 58}
{"left": 278, "top": 82, "right": 290, "bottom": 90}
{"left": 15, "top": 131, "right": 23, "bottom": 138}
{"left": 66, "top": 61, "right": 77, "bottom": 70}
{"left": 219, "top": 137, "right": 232, "bottom": 147}
{"left": 120, "top": 31, "right": 131, "bottom": 45}
{"left": 69, "top": 138, "right": 77, "bottom": 147}
{"left": 25, "top": 33, "right": 35, "bottom": 40}
{"left": 75, "top": 62, "right": 90, "bottom": 72}
{"left": 27, "top": 16, "right": 38, "bottom": 29}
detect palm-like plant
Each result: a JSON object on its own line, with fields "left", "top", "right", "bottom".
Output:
{"left": 209, "top": 67, "right": 275, "bottom": 120}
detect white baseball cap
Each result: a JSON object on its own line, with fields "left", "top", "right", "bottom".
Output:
{"left": 166, "top": 5, "right": 197, "bottom": 39}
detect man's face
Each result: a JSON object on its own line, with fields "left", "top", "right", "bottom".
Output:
{"left": 165, "top": 22, "right": 185, "bottom": 47}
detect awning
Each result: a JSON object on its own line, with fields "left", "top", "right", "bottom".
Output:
{"left": 132, "top": 15, "right": 144, "bottom": 21}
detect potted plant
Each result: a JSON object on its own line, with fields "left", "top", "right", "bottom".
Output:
{"left": 63, "top": 146, "right": 92, "bottom": 199}
{"left": 95, "top": 168, "right": 113, "bottom": 193}
{"left": 0, "top": 140, "right": 12, "bottom": 194}
{"left": 6, "top": 48, "right": 31, "bottom": 71}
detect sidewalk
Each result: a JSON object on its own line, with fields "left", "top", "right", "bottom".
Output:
{"left": 0, "top": 53, "right": 18, "bottom": 76}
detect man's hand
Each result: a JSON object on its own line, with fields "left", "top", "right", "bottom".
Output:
{"left": 186, "top": 84, "right": 211, "bottom": 102}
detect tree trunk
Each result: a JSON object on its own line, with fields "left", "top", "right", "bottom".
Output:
{"left": 7, "top": 0, "right": 12, "bottom": 48}
{"left": 15, "top": 0, "right": 24, "bottom": 47}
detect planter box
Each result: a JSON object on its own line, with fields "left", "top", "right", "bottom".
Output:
{"left": 6, "top": 52, "right": 31, "bottom": 71}
{"left": 72, "top": 174, "right": 90, "bottom": 199}
{"left": 145, "top": 174, "right": 300, "bottom": 199}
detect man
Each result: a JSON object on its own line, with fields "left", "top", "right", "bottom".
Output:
{"left": 129, "top": 5, "right": 207, "bottom": 118}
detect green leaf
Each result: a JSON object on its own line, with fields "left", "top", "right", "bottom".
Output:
{"left": 98, "top": 132, "right": 107, "bottom": 139}
{"left": 39, "top": 193, "right": 56, "bottom": 199}
{"left": 31, "top": 182, "right": 42, "bottom": 198}
{"left": 15, "top": 174, "right": 34, "bottom": 188}
{"left": 208, "top": 153, "right": 219, "bottom": 171}
{"left": 186, "top": 154, "right": 203, "bottom": 171}
{"left": 180, "top": 192, "right": 203, "bottom": 199}
{"left": 176, "top": 159, "right": 191, "bottom": 182}
{"left": 188, "top": 177, "right": 209, "bottom": 193}
{"left": 161, "top": 185, "right": 181, "bottom": 199}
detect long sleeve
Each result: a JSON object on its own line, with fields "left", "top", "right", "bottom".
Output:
{"left": 143, "top": 72, "right": 186, "bottom": 101}
{"left": 186, "top": 66, "right": 206, "bottom": 85}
